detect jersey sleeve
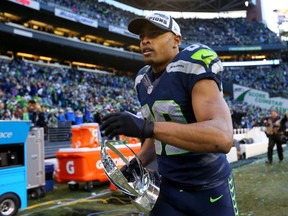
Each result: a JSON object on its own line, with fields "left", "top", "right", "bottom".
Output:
{"left": 166, "top": 43, "right": 223, "bottom": 93}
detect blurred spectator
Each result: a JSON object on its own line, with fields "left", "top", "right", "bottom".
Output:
{"left": 0, "top": 101, "right": 6, "bottom": 119}
{"left": 231, "top": 109, "right": 246, "bottom": 129}
{"left": 84, "top": 104, "right": 95, "bottom": 123}
{"left": 11, "top": 109, "right": 22, "bottom": 120}
{"left": 28, "top": 99, "right": 47, "bottom": 127}
{"left": 47, "top": 108, "right": 58, "bottom": 128}
{"left": 75, "top": 110, "right": 84, "bottom": 125}
{"left": 65, "top": 107, "right": 75, "bottom": 124}
{"left": 93, "top": 108, "right": 102, "bottom": 125}
{"left": 58, "top": 109, "right": 66, "bottom": 122}
{"left": 1, "top": 110, "right": 11, "bottom": 120}
{"left": 264, "top": 110, "right": 283, "bottom": 164}
{"left": 22, "top": 107, "right": 30, "bottom": 120}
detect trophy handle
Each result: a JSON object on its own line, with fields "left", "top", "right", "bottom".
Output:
{"left": 101, "top": 140, "right": 145, "bottom": 196}
{"left": 101, "top": 140, "right": 160, "bottom": 214}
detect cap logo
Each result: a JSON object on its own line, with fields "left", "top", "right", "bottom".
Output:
{"left": 146, "top": 13, "right": 170, "bottom": 28}
{"left": 128, "top": 12, "right": 181, "bottom": 36}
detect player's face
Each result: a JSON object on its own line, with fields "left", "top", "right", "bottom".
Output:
{"left": 139, "top": 23, "right": 179, "bottom": 72}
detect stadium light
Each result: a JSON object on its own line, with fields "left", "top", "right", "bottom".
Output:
{"left": 223, "top": 59, "right": 281, "bottom": 67}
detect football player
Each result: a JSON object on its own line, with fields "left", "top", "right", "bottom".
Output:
{"left": 101, "top": 12, "right": 238, "bottom": 216}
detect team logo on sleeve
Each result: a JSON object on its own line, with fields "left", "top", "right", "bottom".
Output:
{"left": 191, "top": 49, "right": 218, "bottom": 67}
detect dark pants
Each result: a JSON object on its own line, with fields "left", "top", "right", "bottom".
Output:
{"left": 267, "top": 135, "right": 284, "bottom": 162}
{"left": 150, "top": 174, "right": 239, "bottom": 216}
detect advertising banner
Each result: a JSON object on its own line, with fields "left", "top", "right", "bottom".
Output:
{"left": 233, "top": 84, "right": 288, "bottom": 113}
{"left": 55, "top": 8, "right": 98, "bottom": 28}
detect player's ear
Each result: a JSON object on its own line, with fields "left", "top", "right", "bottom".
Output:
{"left": 173, "top": 35, "right": 181, "bottom": 48}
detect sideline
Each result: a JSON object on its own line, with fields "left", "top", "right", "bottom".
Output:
{"left": 231, "top": 145, "right": 287, "bottom": 169}
{"left": 48, "top": 190, "right": 111, "bottom": 210}
{"left": 20, "top": 190, "right": 112, "bottom": 216}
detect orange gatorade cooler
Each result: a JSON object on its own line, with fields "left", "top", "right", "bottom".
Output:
{"left": 71, "top": 125, "right": 81, "bottom": 148}
{"left": 128, "top": 137, "right": 140, "bottom": 144}
{"left": 55, "top": 143, "right": 141, "bottom": 184}
{"left": 55, "top": 147, "right": 107, "bottom": 183}
{"left": 80, "top": 123, "right": 101, "bottom": 148}
{"left": 119, "top": 135, "right": 141, "bottom": 144}
{"left": 109, "top": 182, "right": 118, "bottom": 191}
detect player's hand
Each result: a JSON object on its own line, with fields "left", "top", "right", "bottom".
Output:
{"left": 120, "top": 158, "right": 140, "bottom": 182}
{"left": 100, "top": 112, "right": 154, "bottom": 139}
{"left": 148, "top": 169, "right": 161, "bottom": 187}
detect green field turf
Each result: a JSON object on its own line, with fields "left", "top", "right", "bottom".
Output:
{"left": 19, "top": 147, "right": 288, "bottom": 216}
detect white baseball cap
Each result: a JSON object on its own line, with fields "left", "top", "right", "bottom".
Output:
{"left": 128, "top": 12, "right": 181, "bottom": 37}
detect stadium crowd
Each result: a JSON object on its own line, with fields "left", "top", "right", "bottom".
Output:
{"left": 223, "top": 64, "right": 288, "bottom": 98}
{"left": 0, "top": 57, "right": 287, "bottom": 130}
{"left": 34, "top": 0, "right": 282, "bottom": 46}
{"left": 0, "top": 0, "right": 287, "bottom": 132}
{"left": 0, "top": 58, "right": 140, "bottom": 127}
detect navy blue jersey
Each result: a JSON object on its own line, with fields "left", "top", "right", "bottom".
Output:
{"left": 135, "top": 43, "right": 231, "bottom": 190}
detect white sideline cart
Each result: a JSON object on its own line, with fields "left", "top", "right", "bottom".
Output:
{"left": 26, "top": 127, "right": 46, "bottom": 199}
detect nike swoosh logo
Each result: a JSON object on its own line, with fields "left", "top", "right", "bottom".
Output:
{"left": 210, "top": 194, "right": 224, "bottom": 203}
{"left": 201, "top": 54, "right": 214, "bottom": 59}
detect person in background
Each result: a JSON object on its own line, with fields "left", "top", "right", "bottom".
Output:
{"left": 28, "top": 99, "right": 46, "bottom": 127}
{"left": 84, "top": 105, "right": 95, "bottom": 122}
{"left": 265, "top": 109, "right": 283, "bottom": 164}
{"left": 22, "top": 107, "right": 30, "bottom": 121}
{"left": 65, "top": 107, "right": 75, "bottom": 125}
{"left": 1, "top": 109, "right": 11, "bottom": 120}
{"left": 279, "top": 110, "right": 288, "bottom": 142}
{"left": 47, "top": 108, "right": 58, "bottom": 128}
{"left": 75, "top": 110, "right": 84, "bottom": 125}
{"left": 0, "top": 101, "right": 6, "bottom": 119}
{"left": 101, "top": 12, "right": 238, "bottom": 216}
{"left": 58, "top": 109, "right": 66, "bottom": 122}
{"left": 11, "top": 108, "right": 22, "bottom": 120}
{"left": 93, "top": 108, "right": 102, "bottom": 125}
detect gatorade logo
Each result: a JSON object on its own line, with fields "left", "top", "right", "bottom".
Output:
{"left": 96, "top": 156, "right": 135, "bottom": 169}
{"left": 66, "top": 161, "right": 75, "bottom": 174}
{"left": 91, "top": 129, "right": 98, "bottom": 137}
{"left": 75, "top": 141, "right": 81, "bottom": 148}
{"left": 0, "top": 132, "right": 13, "bottom": 139}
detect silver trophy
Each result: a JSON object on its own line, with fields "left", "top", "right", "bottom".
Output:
{"left": 100, "top": 140, "right": 160, "bottom": 215}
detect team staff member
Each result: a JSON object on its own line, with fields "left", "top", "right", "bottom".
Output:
{"left": 265, "top": 109, "right": 283, "bottom": 164}
{"left": 101, "top": 12, "right": 238, "bottom": 216}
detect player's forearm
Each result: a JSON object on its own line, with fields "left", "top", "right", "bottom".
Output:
{"left": 137, "top": 138, "right": 157, "bottom": 166}
{"left": 152, "top": 120, "right": 233, "bottom": 153}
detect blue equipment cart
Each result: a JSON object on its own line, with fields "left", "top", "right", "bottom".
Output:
{"left": 0, "top": 121, "right": 30, "bottom": 216}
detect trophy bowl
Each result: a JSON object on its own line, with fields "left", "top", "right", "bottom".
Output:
{"left": 100, "top": 140, "right": 160, "bottom": 215}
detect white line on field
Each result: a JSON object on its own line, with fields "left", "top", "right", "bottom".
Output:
{"left": 48, "top": 190, "right": 111, "bottom": 209}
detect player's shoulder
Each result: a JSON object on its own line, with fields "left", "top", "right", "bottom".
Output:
{"left": 168, "top": 43, "right": 223, "bottom": 74}
{"left": 178, "top": 43, "right": 219, "bottom": 61}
